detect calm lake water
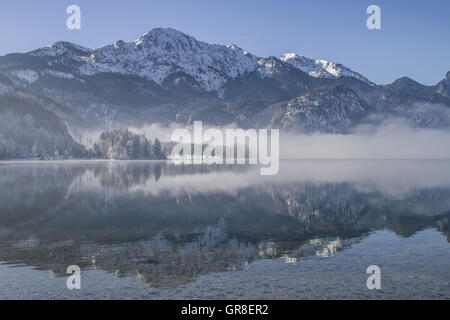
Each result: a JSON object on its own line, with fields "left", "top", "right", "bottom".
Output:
{"left": 0, "top": 160, "right": 449, "bottom": 299}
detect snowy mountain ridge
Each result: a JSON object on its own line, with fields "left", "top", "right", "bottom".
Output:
{"left": 280, "top": 53, "right": 374, "bottom": 86}
{"left": 31, "top": 41, "right": 93, "bottom": 59}
{"left": 79, "top": 28, "right": 261, "bottom": 92}
{"left": 26, "top": 28, "right": 374, "bottom": 92}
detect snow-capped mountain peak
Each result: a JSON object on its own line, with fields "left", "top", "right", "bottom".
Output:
{"left": 80, "top": 27, "right": 260, "bottom": 91}
{"left": 23, "top": 28, "right": 375, "bottom": 93}
{"left": 30, "top": 41, "right": 92, "bottom": 58}
{"left": 134, "top": 27, "right": 195, "bottom": 48}
{"left": 280, "top": 53, "right": 373, "bottom": 86}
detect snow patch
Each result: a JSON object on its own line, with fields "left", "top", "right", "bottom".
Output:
{"left": 42, "top": 69, "right": 75, "bottom": 79}
{"left": 11, "top": 70, "right": 39, "bottom": 84}
{"left": 257, "top": 59, "right": 278, "bottom": 79}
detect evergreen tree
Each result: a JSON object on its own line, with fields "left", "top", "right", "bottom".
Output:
{"left": 89, "top": 129, "right": 165, "bottom": 160}
{"left": 153, "top": 138, "right": 162, "bottom": 157}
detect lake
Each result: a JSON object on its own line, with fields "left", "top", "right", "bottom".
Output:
{"left": 0, "top": 160, "right": 449, "bottom": 299}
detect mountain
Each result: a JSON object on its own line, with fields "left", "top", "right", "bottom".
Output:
{"left": 386, "top": 76, "right": 427, "bottom": 92}
{"left": 270, "top": 85, "right": 371, "bottom": 133}
{"left": 221, "top": 56, "right": 323, "bottom": 103}
{"left": 280, "top": 53, "right": 374, "bottom": 86}
{"left": 21, "top": 28, "right": 371, "bottom": 94}
{"left": 31, "top": 41, "right": 93, "bottom": 57}
{"left": 0, "top": 27, "right": 449, "bottom": 136}
{"left": 34, "top": 28, "right": 261, "bottom": 93}
{"left": 435, "top": 71, "right": 450, "bottom": 98}
{"left": 0, "top": 79, "right": 77, "bottom": 158}
{"left": 383, "top": 76, "right": 449, "bottom": 103}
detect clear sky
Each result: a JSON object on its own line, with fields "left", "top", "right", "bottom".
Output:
{"left": 0, "top": 0, "right": 449, "bottom": 85}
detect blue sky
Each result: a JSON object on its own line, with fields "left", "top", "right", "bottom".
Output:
{"left": 0, "top": 0, "right": 449, "bottom": 85}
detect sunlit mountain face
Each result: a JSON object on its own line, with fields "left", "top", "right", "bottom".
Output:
{"left": 0, "top": 160, "right": 449, "bottom": 298}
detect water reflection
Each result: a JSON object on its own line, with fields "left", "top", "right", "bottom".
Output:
{"left": 0, "top": 160, "right": 449, "bottom": 287}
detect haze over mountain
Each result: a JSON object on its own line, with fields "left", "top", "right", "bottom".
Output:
{"left": 0, "top": 27, "right": 449, "bottom": 157}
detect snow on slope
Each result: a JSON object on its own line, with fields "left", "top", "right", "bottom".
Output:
{"left": 280, "top": 53, "right": 373, "bottom": 86}
{"left": 80, "top": 28, "right": 260, "bottom": 91}
{"left": 10, "top": 69, "right": 40, "bottom": 84}
{"left": 31, "top": 41, "right": 93, "bottom": 59}
{"left": 26, "top": 28, "right": 374, "bottom": 92}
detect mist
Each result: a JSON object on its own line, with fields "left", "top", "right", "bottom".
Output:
{"left": 80, "top": 102, "right": 450, "bottom": 160}
{"left": 128, "top": 118, "right": 450, "bottom": 160}
{"left": 280, "top": 118, "right": 450, "bottom": 159}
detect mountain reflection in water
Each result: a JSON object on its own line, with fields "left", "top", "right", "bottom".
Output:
{"left": 0, "top": 160, "right": 449, "bottom": 288}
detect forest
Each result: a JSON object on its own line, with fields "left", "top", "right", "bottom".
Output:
{"left": 88, "top": 129, "right": 166, "bottom": 160}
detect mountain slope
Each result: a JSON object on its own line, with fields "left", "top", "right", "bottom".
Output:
{"left": 80, "top": 28, "right": 260, "bottom": 92}
{"left": 222, "top": 56, "right": 324, "bottom": 102}
{"left": 435, "top": 71, "right": 450, "bottom": 98}
{"left": 270, "top": 85, "right": 371, "bottom": 133}
{"left": 0, "top": 86, "right": 76, "bottom": 158}
{"left": 384, "top": 76, "right": 448, "bottom": 104}
{"left": 280, "top": 53, "right": 373, "bottom": 86}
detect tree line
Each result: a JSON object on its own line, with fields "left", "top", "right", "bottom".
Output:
{"left": 0, "top": 128, "right": 167, "bottom": 160}
{"left": 87, "top": 129, "right": 166, "bottom": 160}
